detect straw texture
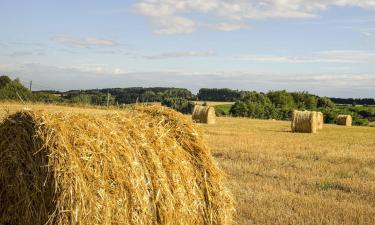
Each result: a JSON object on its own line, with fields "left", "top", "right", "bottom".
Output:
{"left": 192, "top": 105, "right": 216, "bottom": 124}
{"left": 317, "top": 112, "right": 324, "bottom": 130}
{"left": 337, "top": 115, "right": 352, "bottom": 126}
{"left": 0, "top": 105, "right": 233, "bottom": 225}
{"left": 291, "top": 110, "right": 318, "bottom": 133}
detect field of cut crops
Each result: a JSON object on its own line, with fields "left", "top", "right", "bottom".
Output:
{"left": 202, "top": 117, "right": 375, "bottom": 225}
{"left": 1, "top": 103, "right": 374, "bottom": 225}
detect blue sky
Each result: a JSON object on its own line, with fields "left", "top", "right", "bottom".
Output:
{"left": 1, "top": 0, "right": 375, "bottom": 97}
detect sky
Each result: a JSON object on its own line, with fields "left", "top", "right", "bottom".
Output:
{"left": 0, "top": 0, "right": 375, "bottom": 98}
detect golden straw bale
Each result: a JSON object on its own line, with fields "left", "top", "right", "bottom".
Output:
{"left": 317, "top": 111, "right": 324, "bottom": 130}
{"left": 291, "top": 110, "right": 318, "bottom": 133}
{"left": 0, "top": 105, "right": 233, "bottom": 225}
{"left": 192, "top": 105, "right": 216, "bottom": 124}
{"left": 337, "top": 114, "right": 352, "bottom": 126}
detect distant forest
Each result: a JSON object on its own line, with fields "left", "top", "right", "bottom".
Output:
{"left": 1, "top": 75, "right": 374, "bottom": 126}
{"left": 197, "top": 88, "right": 375, "bottom": 106}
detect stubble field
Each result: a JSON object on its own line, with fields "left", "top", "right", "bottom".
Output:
{"left": 1, "top": 103, "right": 374, "bottom": 225}
{"left": 202, "top": 117, "right": 375, "bottom": 225}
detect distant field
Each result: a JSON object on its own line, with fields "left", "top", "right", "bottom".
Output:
{"left": 193, "top": 101, "right": 235, "bottom": 106}
{"left": 1, "top": 103, "right": 375, "bottom": 225}
{"left": 202, "top": 117, "right": 375, "bottom": 225}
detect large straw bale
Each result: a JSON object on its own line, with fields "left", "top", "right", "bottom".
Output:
{"left": 0, "top": 105, "right": 233, "bottom": 225}
{"left": 337, "top": 114, "right": 352, "bottom": 126}
{"left": 192, "top": 105, "right": 216, "bottom": 124}
{"left": 317, "top": 111, "right": 324, "bottom": 130}
{"left": 291, "top": 110, "right": 318, "bottom": 133}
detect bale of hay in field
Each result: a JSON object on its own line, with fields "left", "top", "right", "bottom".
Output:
{"left": 0, "top": 105, "right": 233, "bottom": 225}
{"left": 317, "top": 111, "right": 324, "bottom": 130}
{"left": 337, "top": 114, "right": 352, "bottom": 126}
{"left": 291, "top": 110, "right": 318, "bottom": 133}
{"left": 192, "top": 105, "right": 216, "bottom": 124}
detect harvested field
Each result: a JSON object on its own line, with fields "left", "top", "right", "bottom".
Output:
{"left": 1, "top": 103, "right": 375, "bottom": 225}
{"left": 201, "top": 117, "right": 375, "bottom": 225}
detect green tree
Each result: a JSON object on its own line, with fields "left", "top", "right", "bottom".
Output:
{"left": 267, "top": 90, "right": 295, "bottom": 108}
{"left": 317, "top": 97, "right": 336, "bottom": 108}
{"left": 0, "top": 77, "right": 32, "bottom": 101}
{"left": 291, "top": 92, "right": 318, "bottom": 110}
{"left": 71, "top": 94, "right": 92, "bottom": 105}
{"left": 241, "top": 91, "right": 272, "bottom": 105}
{"left": 0, "top": 75, "right": 12, "bottom": 88}
{"left": 161, "top": 98, "right": 194, "bottom": 114}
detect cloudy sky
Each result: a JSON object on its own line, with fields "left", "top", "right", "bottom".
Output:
{"left": 1, "top": 0, "right": 375, "bottom": 97}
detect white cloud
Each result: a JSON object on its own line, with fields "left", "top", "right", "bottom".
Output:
{"left": 58, "top": 64, "right": 128, "bottom": 75}
{"left": 135, "top": 0, "right": 375, "bottom": 34}
{"left": 145, "top": 50, "right": 216, "bottom": 59}
{"left": 51, "top": 35, "right": 119, "bottom": 48}
{"left": 203, "top": 22, "right": 249, "bottom": 31}
{"left": 2, "top": 63, "right": 375, "bottom": 97}
{"left": 153, "top": 16, "right": 196, "bottom": 35}
{"left": 236, "top": 50, "right": 375, "bottom": 63}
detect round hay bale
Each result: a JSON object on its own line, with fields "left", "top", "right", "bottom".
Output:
{"left": 317, "top": 111, "right": 324, "bottom": 130}
{"left": 337, "top": 114, "right": 352, "bottom": 126}
{"left": 0, "top": 105, "right": 233, "bottom": 225}
{"left": 291, "top": 110, "right": 318, "bottom": 133}
{"left": 192, "top": 105, "right": 216, "bottom": 124}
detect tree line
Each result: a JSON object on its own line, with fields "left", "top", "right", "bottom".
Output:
{"left": 227, "top": 90, "right": 371, "bottom": 126}
{"left": 0, "top": 75, "right": 373, "bottom": 126}
{"left": 0, "top": 75, "right": 194, "bottom": 113}
{"left": 197, "top": 88, "right": 375, "bottom": 106}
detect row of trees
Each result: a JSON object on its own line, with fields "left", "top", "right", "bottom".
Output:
{"left": 330, "top": 97, "right": 375, "bottom": 106}
{"left": 197, "top": 88, "right": 375, "bottom": 106}
{"left": 0, "top": 75, "right": 373, "bottom": 126}
{"left": 197, "top": 88, "right": 241, "bottom": 101}
{"left": 228, "top": 90, "right": 369, "bottom": 125}
{"left": 47, "top": 87, "right": 194, "bottom": 105}
{"left": 0, "top": 75, "right": 195, "bottom": 113}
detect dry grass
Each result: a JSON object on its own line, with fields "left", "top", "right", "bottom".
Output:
{"left": 1, "top": 103, "right": 374, "bottom": 225}
{"left": 0, "top": 103, "right": 233, "bottom": 225}
{"left": 200, "top": 117, "right": 375, "bottom": 225}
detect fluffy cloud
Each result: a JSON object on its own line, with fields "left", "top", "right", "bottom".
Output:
{"left": 135, "top": 0, "right": 375, "bottom": 34}
{"left": 59, "top": 64, "right": 128, "bottom": 75}
{"left": 2, "top": 63, "right": 374, "bottom": 98}
{"left": 51, "top": 35, "right": 119, "bottom": 48}
{"left": 203, "top": 22, "right": 249, "bottom": 31}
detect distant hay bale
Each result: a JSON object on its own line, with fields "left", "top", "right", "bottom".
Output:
{"left": 192, "top": 105, "right": 216, "bottom": 124}
{"left": 317, "top": 112, "right": 324, "bottom": 130}
{"left": 291, "top": 110, "right": 318, "bottom": 133}
{"left": 0, "top": 106, "right": 233, "bottom": 225}
{"left": 337, "top": 114, "right": 352, "bottom": 126}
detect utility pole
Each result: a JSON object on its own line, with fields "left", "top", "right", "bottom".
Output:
{"left": 29, "top": 81, "right": 32, "bottom": 91}
{"left": 106, "top": 91, "right": 110, "bottom": 107}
